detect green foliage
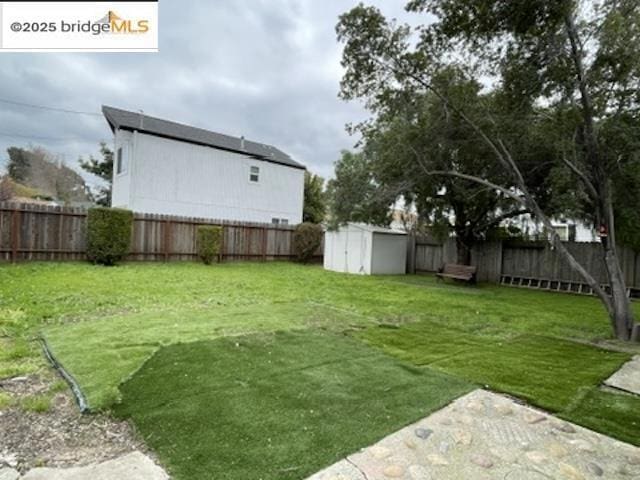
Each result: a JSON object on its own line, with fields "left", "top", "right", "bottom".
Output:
{"left": 7, "top": 147, "right": 30, "bottom": 183}
{"left": 115, "top": 331, "right": 472, "bottom": 480}
{"left": 196, "top": 226, "right": 222, "bottom": 265}
{"left": 80, "top": 142, "right": 114, "bottom": 206}
{"left": 292, "top": 222, "right": 323, "bottom": 263}
{"left": 87, "top": 207, "right": 133, "bottom": 266}
{"left": 302, "top": 172, "right": 326, "bottom": 224}
{"left": 326, "top": 150, "right": 391, "bottom": 228}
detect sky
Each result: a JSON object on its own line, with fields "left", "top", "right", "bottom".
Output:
{"left": 0, "top": 0, "right": 421, "bottom": 190}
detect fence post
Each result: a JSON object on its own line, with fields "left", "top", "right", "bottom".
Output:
{"left": 163, "top": 220, "right": 172, "bottom": 262}
{"left": 406, "top": 233, "right": 416, "bottom": 274}
{"left": 262, "top": 226, "right": 268, "bottom": 262}
{"left": 11, "top": 208, "right": 20, "bottom": 262}
{"left": 218, "top": 225, "right": 225, "bottom": 263}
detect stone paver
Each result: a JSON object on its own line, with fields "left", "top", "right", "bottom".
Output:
{"left": 605, "top": 356, "right": 640, "bottom": 395}
{"left": 0, "top": 468, "right": 20, "bottom": 480}
{"left": 20, "top": 452, "right": 168, "bottom": 480}
{"left": 306, "top": 389, "right": 640, "bottom": 480}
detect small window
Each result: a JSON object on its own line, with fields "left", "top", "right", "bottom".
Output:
{"left": 249, "top": 165, "right": 260, "bottom": 183}
{"left": 552, "top": 225, "right": 569, "bottom": 242}
{"left": 271, "top": 218, "right": 280, "bottom": 225}
{"left": 116, "top": 147, "right": 124, "bottom": 174}
{"left": 280, "top": 219, "right": 288, "bottom": 225}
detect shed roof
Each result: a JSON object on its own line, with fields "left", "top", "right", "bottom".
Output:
{"left": 348, "top": 223, "right": 407, "bottom": 235}
{"left": 102, "top": 105, "right": 305, "bottom": 170}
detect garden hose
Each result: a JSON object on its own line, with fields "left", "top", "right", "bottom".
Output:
{"left": 40, "top": 336, "right": 90, "bottom": 413}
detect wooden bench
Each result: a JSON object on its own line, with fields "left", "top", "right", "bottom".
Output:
{"left": 436, "top": 264, "right": 477, "bottom": 284}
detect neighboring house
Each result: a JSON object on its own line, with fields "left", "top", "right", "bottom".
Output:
{"left": 507, "top": 214, "right": 599, "bottom": 243}
{"left": 102, "top": 106, "right": 305, "bottom": 224}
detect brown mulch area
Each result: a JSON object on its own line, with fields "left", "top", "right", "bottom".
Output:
{"left": 0, "top": 374, "right": 146, "bottom": 474}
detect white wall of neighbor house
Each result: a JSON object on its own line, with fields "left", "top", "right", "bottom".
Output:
{"left": 111, "top": 130, "right": 304, "bottom": 223}
{"left": 111, "top": 129, "right": 134, "bottom": 208}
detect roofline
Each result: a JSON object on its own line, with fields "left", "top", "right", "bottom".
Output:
{"left": 348, "top": 223, "right": 408, "bottom": 235}
{"left": 114, "top": 125, "right": 306, "bottom": 170}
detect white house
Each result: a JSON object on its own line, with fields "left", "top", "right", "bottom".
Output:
{"left": 324, "top": 223, "right": 407, "bottom": 275}
{"left": 103, "top": 106, "right": 305, "bottom": 224}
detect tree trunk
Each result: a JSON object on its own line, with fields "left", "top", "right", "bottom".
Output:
{"left": 456, "top": 236, "right": 472, "bottom": 265}
{"left": 604, "top": 249, "right": 633, "bottom": 341}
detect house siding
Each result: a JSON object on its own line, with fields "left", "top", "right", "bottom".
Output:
{"left": 111, "top": 129, "right": 134, "bottom": 208}
{"left": 111, "top": 130, "right": 304, "bottom": 223}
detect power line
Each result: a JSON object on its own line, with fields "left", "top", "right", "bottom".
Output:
{"left": 0, "top": 130, "right": 93, "bottom": 142}
{"left": 0, "top": 97, "right": 102, "bottom": 117}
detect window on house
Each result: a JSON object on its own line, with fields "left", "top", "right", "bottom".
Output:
{"left": 116, "top": 147, "right": 124, "bottom": 174}
{"left": 280, "top": 219, "right": 288, "bottom": 225}
{"left": 552, "top": 225, "right": 569, "bottom": 242}
{"left": 249, "top": 165, "right": 260, "bottom": 183}
{"left": 272, "top": 218, "right": 280, "bottom": 225}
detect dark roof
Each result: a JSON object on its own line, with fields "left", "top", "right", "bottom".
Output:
{"left": 102, "top": 105, "right": 304, "bottom": 170}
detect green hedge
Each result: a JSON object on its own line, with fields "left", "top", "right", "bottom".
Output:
{"left": 196, "top": 226, "right": 223, "bottom": 265}
{"left": 87, "top": 207, "right": 133, "bottom": 266}
{"left": 293, "top": 222, "right": 323, "bottom": 263}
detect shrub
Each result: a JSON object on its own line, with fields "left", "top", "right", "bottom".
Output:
{"left": 87, "top": 207, "right": 133, "bottom": 266}
{"left": 196, "top": 226, "right": 223, "bottom": 265}
{"left": 293, "top": 222, "right": 323, "bottom": 263}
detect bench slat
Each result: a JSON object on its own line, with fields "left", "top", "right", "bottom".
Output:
{"left": 436, "top": 263, "right": 477, "bottom": 283}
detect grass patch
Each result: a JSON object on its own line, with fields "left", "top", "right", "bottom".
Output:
{"left": 43, "top": 302, "right": 355, "bottom": 408}
{"left": 561, "top": 388, "right": 640, "bottom": 445}
{"left": 358, "top": 321, "right": 637, "bottom": 444}
{"left": 115, "top": 331, "right": 473, "bottom": 480}
{"left": 0, "top": 392, "right": 13, "bottom": 410}
{"left": 20, "top": 394, "right": 51, "bottom": 413}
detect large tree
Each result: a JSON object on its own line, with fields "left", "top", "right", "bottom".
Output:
{"left": 80, "top": 142, "right": 113, "bottom": 206}
{"left": 303, "top": 172, "right": 327, "bottom": 224}
{"left": 326, "top": 150, "right": 391, "bottom": 227}
{"left": 337, "top": 0, "right": 640, "bottom": 340}
{"left": 360, "top": 68, "right": 551, "bottom": 263}
{"left": 7, "top": 147, "right": 30, "bottom": 183}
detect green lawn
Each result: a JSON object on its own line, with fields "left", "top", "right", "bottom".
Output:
{"left": 1, "top": 261, "right": 639, "bottom": 477}
{"left": 358, "top": 323, "right": 640, "bottom": 444}
{"left": 2, "top": 261, "right": 633, "bottom": 408}
{"left": 114, "top": 331, "right": 473, "bottom": 480}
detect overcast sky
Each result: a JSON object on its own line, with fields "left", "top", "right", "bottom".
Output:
{"left": 0, "top": 1, "right": 421, "bottom": 189}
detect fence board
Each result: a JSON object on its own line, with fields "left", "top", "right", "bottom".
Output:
{"left": 411, "top": 234, "right": 639, "bottom": 289}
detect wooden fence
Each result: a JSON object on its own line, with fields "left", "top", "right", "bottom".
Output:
{"left": 410, "top": 234, "right": 640, "bottom": 290}
{"left": 3, "top": 201, "right": 638, "bottom": 292}
{"left": 0, "top": 202, "right": 317, "bottom": 263}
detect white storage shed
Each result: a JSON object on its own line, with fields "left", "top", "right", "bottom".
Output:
{"left": 323, "top": 223, "right": 408, "bottom": 275}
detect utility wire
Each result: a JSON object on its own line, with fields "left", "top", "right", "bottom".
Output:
{"left": 0, "top": 131, "right": 91, "bottom": 142}
{"left": 0, "top": 97, "right": 102, "bottom": 117}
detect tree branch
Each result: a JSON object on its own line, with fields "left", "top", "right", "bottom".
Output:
{"left": 475, "top": 208, "right": 531, "bottom": 232}
{"left": 562, "top": 154, "right": 599, "bottom": 201}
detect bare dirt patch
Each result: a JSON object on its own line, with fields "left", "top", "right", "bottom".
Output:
{"left": 0, "top": 374, "right": 146, "bottom": 474}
